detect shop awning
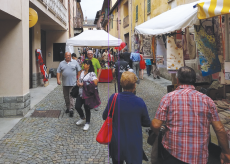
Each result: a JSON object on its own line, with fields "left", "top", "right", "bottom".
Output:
{"left": 135, "top": 1, "right": 201, "bottom": 36}
{"left": 66, "top": 30, "right": 122, "bottom": 49}
{"left": 197, "top": 0, "right": 230, "bottom": 19}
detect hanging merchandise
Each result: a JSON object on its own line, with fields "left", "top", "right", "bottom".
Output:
{"left": 195, "top": 21, "right": 221, "bottom": 76}
{"left": 183, "top": 27, "right": 196, "bottom": 60}
{"left": 142, "top": 35, "right": 152, "bottom": 59}
{"left": 167, "top": 36, "right": 184, "bottom": 70}
{"left": 156, "top": 38, "right": 167, "bottom": 68}
{"left": 152, "top": 37, "right": 156, "bottom": 63}
{"left": 35, "top": 49, "right": 48, "bottom": 83}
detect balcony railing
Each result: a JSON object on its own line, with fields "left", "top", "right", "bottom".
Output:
{"left": 38, "top": 0, "right": 67, "bottom": 25}
{"left": 123, "top": 15, "right": 129, "bottom": 28}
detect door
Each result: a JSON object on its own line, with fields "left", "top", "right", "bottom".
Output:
{"left": 29, "top": 28, "right": 33, "bottom": 88}
{"left": 124, "top": 33, "right": 129, "bottom": 51}
{"left": 41, "top": 30, "right": 46, "bottom": 65}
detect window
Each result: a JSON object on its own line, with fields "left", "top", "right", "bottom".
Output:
{"left": 147, "top": 0, "right": 151, "bottom": 13}
{"left": 117, "top": 18, "right": 119, "bottom": 30}
{"left": 225, "top": 15, "right": 230, "bottom": 61}
{"left": 136, "top": 5, "right": 138, "bottom": 22}
{"left": 53, "top": 43, "right": 66, "bottom": 62}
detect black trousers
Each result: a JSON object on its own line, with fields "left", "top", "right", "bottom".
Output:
{"left": 161, "top": 145, "right": 188, "bottom": 164}
{"left": 75, "top": 95, "right": 91, "bottom": 123}
{"left": 112, "top": 158, "right": 131, "bottom": 164}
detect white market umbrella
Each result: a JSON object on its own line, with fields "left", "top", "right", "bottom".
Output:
{"left": 134, "top": 1, "right": 205, "bottom": 36}
{"left": 66, "top": 30, "right": 122, "bottom": 49}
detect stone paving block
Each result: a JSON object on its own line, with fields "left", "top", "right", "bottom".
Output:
{"left": 11, "top": 103, "right": 24, "bottom": 109}
{"left": 3, "top": 97, "right": 17, "bottom": 103}
{"left": 0, "top": 97, "right": 3, "bottom": 104}
{"left": 0, "top": 110, "right": 3, "bottom": 117}
{"left": 16, "top": 96, "right": 24, "bottom": 103}
{"left": 0, "top": 103, "right": 10, "bottom": 110}
{"left": 24, "top": 99, "right": 30, "bottom": 108}
{"left": 4, "top": 110, "right": 17, "bottom": 116}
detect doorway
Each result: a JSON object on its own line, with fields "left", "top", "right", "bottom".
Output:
{"left": 29, "top": 28, "right": 33, "bottom": 89}
{"left": 124, "top": 33, "right": 129, "bottom": 51}
{"left": 41, "top": 30, "right": 46, "bottom": 65}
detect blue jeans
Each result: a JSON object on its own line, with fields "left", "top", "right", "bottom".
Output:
{"left": 147, "top": 65, "right": 151, "bottom": 76}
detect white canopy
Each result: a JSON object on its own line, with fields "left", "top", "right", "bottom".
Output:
{"left": 66, "top": 30, "right": 122, "bottom": 49}
{"left": 135, "top": 1, "right": 204, "bottom": 36}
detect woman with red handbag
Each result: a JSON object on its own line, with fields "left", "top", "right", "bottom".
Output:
{"left": 102, "top": 71, "right": 151, "bottom": 164}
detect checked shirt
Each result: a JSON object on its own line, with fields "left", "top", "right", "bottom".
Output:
{"left": 155, "top": 85, "right": 220, "bottom": 164}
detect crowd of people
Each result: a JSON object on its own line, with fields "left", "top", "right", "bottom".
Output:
{"left": 56, "top": 49, "right": 230, "bottom": 164}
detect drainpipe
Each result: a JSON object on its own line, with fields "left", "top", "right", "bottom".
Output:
{"left": 144, "top": 0, "right": 145, "bottom": 22}
{"left": 68, "top": 0, "right": 71, "bottom": 38}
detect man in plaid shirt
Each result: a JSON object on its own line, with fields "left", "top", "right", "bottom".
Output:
{"left": 151, "top": 66, "right": 230, "bottom": 164}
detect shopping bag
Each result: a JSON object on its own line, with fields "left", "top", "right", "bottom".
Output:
{"left": 96, "top": 93, "right": 118, "bottom": 144}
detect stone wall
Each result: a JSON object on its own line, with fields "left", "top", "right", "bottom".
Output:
{"left": 32, "top": 73, "right": 42, "bottom": 88}
{"left": 0, "top": 93, "right": 30, "bottom": 117}
{"left": 159, "top": 67, "right": 172, "bottom": 81}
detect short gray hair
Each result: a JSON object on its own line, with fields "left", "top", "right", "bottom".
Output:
{"left": 87, "top": 50, "right": 93, "bottom": 54}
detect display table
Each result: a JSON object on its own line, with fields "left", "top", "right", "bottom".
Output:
{"left": 99, "top": 69, "right": 113, "bottom": 83}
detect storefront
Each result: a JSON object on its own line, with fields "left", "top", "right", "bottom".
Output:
{"left": 135, "top": 0, "right": 230, "bottom": 147}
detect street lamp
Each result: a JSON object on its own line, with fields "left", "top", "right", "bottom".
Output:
{"left": 109, "top": 14, "right": 121, "bottom": 24}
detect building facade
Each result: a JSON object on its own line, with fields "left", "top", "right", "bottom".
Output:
{"left": 0, "top": 0, "right": 81, "bottom": 117}
{"left": 95, "top": 0, "right": 199, "bottom": 80}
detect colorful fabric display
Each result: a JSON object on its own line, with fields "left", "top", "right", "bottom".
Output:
{"left": 156, "top": 38, "right": 167, "bottom": 68}
{"left": 195, "top": 26, "right": 221, "bottom": 76}
{"left": 167, "top": 36, "right": 184, "bottom": 70}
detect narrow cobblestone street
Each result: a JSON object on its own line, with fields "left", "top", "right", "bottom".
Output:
{"left": 0, "top": 77, "right": 220, "bottom": 164}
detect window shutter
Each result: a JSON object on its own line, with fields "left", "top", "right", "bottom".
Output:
{"left": 136, "top": 5, "right": 138, "bottom": 21}
{"left": 147, "top": 0, "right": 151, "bottom": 13}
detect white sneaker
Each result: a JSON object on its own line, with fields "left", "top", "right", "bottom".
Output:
{"left": 76, "top": 119, "right": 85, "bottom": 125}
{"left": 83, "top": 124, "right": 90, "bottom": 131}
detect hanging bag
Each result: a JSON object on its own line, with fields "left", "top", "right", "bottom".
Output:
{"left": 96, "top": 93, "right": 118, "bottom": 144}
{"left": 70, "top": 72, "right": 89, "bottom": 98}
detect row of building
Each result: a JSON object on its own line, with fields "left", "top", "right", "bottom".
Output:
{"left": 0, "top": 0, "right": 96, "bottom": 117}
{"left": 93, "top": 0, "right": 199, "bottom": 79}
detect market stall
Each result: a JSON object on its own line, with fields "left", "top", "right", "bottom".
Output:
{"left": 135, "top": 0, "right": 230, "bottom": 147}
{"left": 66, "top": 30, "right": 122, "bottom": 83}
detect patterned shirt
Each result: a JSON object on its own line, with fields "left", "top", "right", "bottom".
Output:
{"left": 155, "top": 85, "right": 220, "bottom": 164}
{"left": 130, "top": 53, "right": 140, "bottom": 62}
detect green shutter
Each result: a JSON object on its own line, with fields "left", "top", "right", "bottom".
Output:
{"left": 147, "top": 0, "right": 151, "bottom": 13}
{"left": 136, "top": 5, "right": 138, "bottom": 21}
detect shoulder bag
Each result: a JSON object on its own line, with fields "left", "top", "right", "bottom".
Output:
{"left": 96, "top": 93, "right": 118, "bottom": 144}
{"left": 70, "top": 72, "right": 89, "bottom": 98}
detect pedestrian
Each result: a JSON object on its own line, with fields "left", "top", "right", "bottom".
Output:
{"left": 152, "top": 63, "right": 160, "bottom": 79}
{"left": 93, "top": 49, "right": 96, "bottom": 58}
{"left": 57, "top": 52, "right": 81, "bottom": 117}
{"left": 77, "top": 57, "right": 82, "bottom": 65}
{"left": 130, "top": 52, "right": 141, "bottom": 79}
{"left": 84, "top": 50, "right": 102, "bottom": 80}
{"left": 113, "top": 53, "right": 130, "bottom": 93}
{"left": 108, "top": 50, "right": 114, "bottom": 67}
{"left": 80, "top": 53, "right": 84, "bottom": 63}
{"left": 71, "top": 53, "right": 77, "bottom": 61}
{"left": 145, "top": 59, "right": 152, "bottom": 76}
{"left": 122, "top": 48, "right": 131, "bottom": 64}
{"left": 84, "top": 50, "right": 102, "bottom": 111}
{"left": 102, "top": 49, "right": 108, "bottom": 62}
{"left": 103, "top": 71, "right": 150, "bottom": 164}
{"left": 139, "top": 52, "right": 146, "bottom": 80}
{"left": 75, "top": 60, "right": 99, "bottom": 131}
{"left": 151, "top": 66, "right": 230, "bottom": 164}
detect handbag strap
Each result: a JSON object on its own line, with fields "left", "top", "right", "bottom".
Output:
{"left": 108, "top": 93, "right": 118, "bottom": 117}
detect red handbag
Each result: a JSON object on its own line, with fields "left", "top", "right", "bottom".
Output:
{"left": 96, "top": 93, "right": 118, "bottom": 144}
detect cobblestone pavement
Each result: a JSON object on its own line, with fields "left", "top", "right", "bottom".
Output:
{"left": 0, "top": 77, "right": 220, "bottom": 164}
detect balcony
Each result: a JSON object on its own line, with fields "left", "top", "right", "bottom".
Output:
{"left": 123, "top": 15, "right": 129, "bottom": 28}
{"left": 37, "top": 0, "right": 67, "bottom": 25}
{"left": 101, "top": 16, "right": 108, "bottom": 28}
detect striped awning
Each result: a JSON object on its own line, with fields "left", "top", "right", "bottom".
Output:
{"left": 197, "top": 0, "right": 230, "bottom": 19}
